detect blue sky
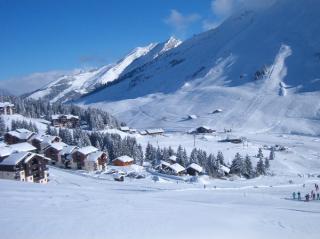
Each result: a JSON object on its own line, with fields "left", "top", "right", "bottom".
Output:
{"left": 0, "top": 0, "right": 235, "bottom": 81}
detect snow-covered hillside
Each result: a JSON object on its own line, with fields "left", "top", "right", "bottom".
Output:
{"left": 28, "top": 37, "right": 181, "bottom": 102}
{"left": 77, "top": 0, "right": 320, "bottom": 136}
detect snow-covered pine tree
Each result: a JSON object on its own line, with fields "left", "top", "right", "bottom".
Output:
{"left": 269, "top": 147, "right": 275, "bottom": 160}
{"left": 243, "top": 155, "right": 254, "bottom": 179}
{"left": 217, "top": 151, "right": 225, "bottom": 166}
{"left": 230, "top": 153, "right": 244, "bottom": 176}
{"left": 189, "top": 148, "right": 198, "bottom": 164}
{"left": 257, "top": 148, "right": 264, "bottom": 159}
{"left": 0, "top": 116, "right": 6, "bottom": 136}
{"left": 256, "top": 158, "right": 266, "bottom": 176}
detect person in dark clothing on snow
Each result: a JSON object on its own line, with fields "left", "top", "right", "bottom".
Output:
{"left": 297, "top": 192, "right": 301, "bottom": 200}
{"left": 305, "top": 194, "right": 310, "bottom": 202}
{"left": 292, "top": 192, "right": 296, "bottom": 200}
{"left": 317, "top": 193, "right": 320, "bottom": 200}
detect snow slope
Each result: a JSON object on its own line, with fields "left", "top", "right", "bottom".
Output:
{"left": 77, "top": 0, "right": 320, "bottom": 136}
{"left": 28, "top": 37, "right": 181, "bottom": 102}
{"left": 1, "top": 163, "right": 320, "bottom": 239}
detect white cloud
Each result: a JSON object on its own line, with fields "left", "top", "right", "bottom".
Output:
{"left": 164, "top": 9, "right": 201, "bottom": 33}
{"left": 202, "top": 20, "right": 220, "bottom": 31}
{"left": 211, "top": 0, "right": 236, "bottom": 18}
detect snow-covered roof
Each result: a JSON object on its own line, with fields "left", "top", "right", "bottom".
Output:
{"left": 187, "top": 163, "right": 203, "bottom": 173}
{"left": 0, "top": 147, "right": 13, "bottom": 157}
{"left": 168, "top": 163, "right": 185, "bottom": 173}
{"left": 0, "top": 102, "right": 14, "bottom": 107}
{"left": 9, "top": 142, "right": 36, "bottom": 152}
{"left": 220, "top": 165, "right": 230, "bottom": 174}
{"left": 77, "top": 146, "right": 98, "bottom": 155}
{"left": 7, "top": 129, "right": 35, "bottom": 140}
{"left": 146, "top": 128, "right": 164, "bottom": 134}
{"left": 66, "top": 114, "right": 79, "bottom": 120}
{"left": 139, "top": 130, "right": 147, "bottom": 135}
{"left": 61, "top": 145, "right": 78, "bottom": 155}
{"left": 169, "top": 155, "right": 177, "bottom": 162}
{"left": 51, "top": 114, "right": 79, "bottom": 120}
{"left": 120, "top": 126, "right": 130, "bottom": 131}
{"left": 114, "top": 155, "right": 134, "bottom": 163}
{"left": 156, "top": 160, "right": 171, "bottom": 168}
{"left": 129, "top": 128, "right": 137, "bottom": 133}
{"left": 87, "top": 151, "right": 105, "bottom": 162}
{"left": 0, "top": 152, "right": 32, "bottom": 166}
{"left": 32, "top": 134, "right": 60, "bottom": 143}
{"left": 48, "top": 142, "right": 68, "bottom": 151}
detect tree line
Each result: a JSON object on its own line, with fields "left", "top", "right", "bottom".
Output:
{"left": 1, "top": 96, "right": 122, "bottom": 130}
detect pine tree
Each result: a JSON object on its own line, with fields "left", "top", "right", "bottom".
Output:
{"left": 243, "top": 155, "right": 254, "bottom": 179}
{"left": 257, "top": 148, "right": 264, "bottom": 159}
{"left": 190, "top": 148, "right": 198, "bottom": 164}
{"left": 256, "top": 158, "right": 266, "bottom": 176}
{"left": 269, "top": 148, "right": 275, "bottom": 160}
{"left": 217, "top": 151, "right": 225, "bottom": 166}
{"left": 230, "top": 153, "right": 243, "bottom": 176}
{"left": 264, "top": 157, "right": 270, "bottom": 171}
{"left": 0, "top": 116, "right": 6, "bottom": 136}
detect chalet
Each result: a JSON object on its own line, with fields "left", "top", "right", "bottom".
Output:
{"left": 0, "top": 102, "right": 14, "bottom": 115}
{"left": 4, "top": 128, "right": 35, "bottom": 144}
{"left": 0, "top": 142, "right": 37, "bottom": 160}
{"left": 167, "top": 163, "right": 185, "bottom": 176}
{"left": 9, "top": 142, "right": 37, "bottom": 153}
{"left": 191, "top": 126, "right": 215, "bottom": 134}
{"left": 169, "top": 155, "right": 177, "bottom": 164}
{"left": 129, "top": 128, "right": 137, "bottom": 134}
{"left": 186, "top": 163, "right": 203, "bottom": 176}
{"left": 139, "top": 130, "right": 147, "bottom": 136}
{"left": 0, "top": 152, "right": 49, "bottom": 183}
{"left": 155, "top": 160, "right": 171, "bottom": 171}
{"left": 112, "top": 155, "right": 134, "bottom": 166}
{"left": 120, "top": 126, "right": 130, "bottom": 132}
{"left": 60, "top": 145, "right": 78, "bottom": 168}
{"left": 146, "top": 128, "right": 164, "bottom": 136}
{"left": 43, "top": 142, "right": 68, "bottom": 165}
{"left": 51, "top": 114, "right": 80, "bottom": 128}
{"left": 71, "top": 146, "right": 107, "bottom": 171}
{"left": 30, "top": 134, "right": 61, "bottom": 153}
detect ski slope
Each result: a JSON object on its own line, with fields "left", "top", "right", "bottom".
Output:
{"left": 1, "top": 165, "right": 320, "bottom": 239}
{"left": 77, "top": 0, "right": 320, "bottom": 136}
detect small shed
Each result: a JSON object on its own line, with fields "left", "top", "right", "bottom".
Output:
{"left": 113, "top": 155, "right": 134, "bottom": 166}
{"left": 155, "top": 160, "right": 171, "bottom": 170}
{"left": 146, "top": 128, "right": 164, "bottom": 136}
{"left": 186, "top": 163, "right": 203, "bottom": 176}
{"left": 120, "top": 126, "right": 130, "bottom": 132}
{"left": 167, "top": 163, "right": 185, "bottom": 175}
{"left": 169, "top": 155, "right": 177, "bottom": 164}
{"left": 193, "top": 126, "right": 215, "bottom": 134}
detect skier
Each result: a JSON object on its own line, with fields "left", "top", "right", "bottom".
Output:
{"left": 305, "top": 194, "right": 310, "bottom": 202}
{"left": 317, "top": 193, "right": 320, "bottom": 200}
{"left": 312, "top": 192, "right": 316, "bottom": 200}
{"left": 292, "top": 192, "right": 296, "bottom": 200}
{"left": 297, "top": 192, "right": 301, "bottom": 200}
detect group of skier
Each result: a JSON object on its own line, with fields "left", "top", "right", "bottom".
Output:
{"left": 292, "top": 184, "right": 320, "bottom": 202}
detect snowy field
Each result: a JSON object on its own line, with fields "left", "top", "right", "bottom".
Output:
{"left": 1, "top": 166, "right": 320, "bottom": 239}
{"left": 1, "top": 114, "right": 320, "bottom": 239}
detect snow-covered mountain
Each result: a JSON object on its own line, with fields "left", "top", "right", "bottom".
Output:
{"left": 28, "top": 37, "right": 181, "bottom": 102}
{"left": 77, "top": 0, "right": 320, "bottom": 136}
